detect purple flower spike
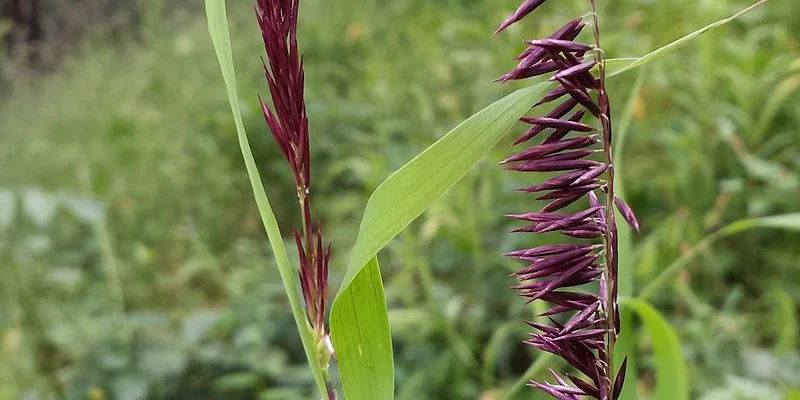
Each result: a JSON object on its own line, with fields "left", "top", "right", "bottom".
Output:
{"left": 257, "top": 0, "right": 310, "bottom": 187}
{"left": 257, "top": 0, "right": 332, "bottom": 360}
{"left": 494, "top": 1, "right": 639, "bottom": 398}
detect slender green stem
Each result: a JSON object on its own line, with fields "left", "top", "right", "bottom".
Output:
{"left": 79, "top": 164, "right": 125, "bottom": 312}
{"left": 404, "top": 230, "right": 483, "bottom": 376}
{"left": 591, "top": 0, "right": 618, "bottom": 392}
{"left": 504, "top": 353, "right": 554, "bottom": 400}
{"left": 204, "top": 1, "right": 330, "bottom": 396}
{"left": 238, "top": 120, "right": 330, "bottom": 400}
{"left": 94, "top": 217, "right": 125, "bottom": 312}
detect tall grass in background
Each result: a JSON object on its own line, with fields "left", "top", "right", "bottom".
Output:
{"left": 1, "top": 0, "right": 799, "bottom": 399}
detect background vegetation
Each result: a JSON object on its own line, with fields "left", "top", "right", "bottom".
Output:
{"left": 1, "top": 0, "right": 798, "bottom": 399}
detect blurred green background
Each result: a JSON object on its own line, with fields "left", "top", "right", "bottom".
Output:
{"left": 1, "top": 0, "right": 798, "bottom": 399}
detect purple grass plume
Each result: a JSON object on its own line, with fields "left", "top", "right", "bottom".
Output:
{"left": 496, "top": 1, "right": 639, "bottom": 398}
{"left": 256, "top": 1, "right": 336, "bottom": 397}
{"left": 256, "top": 0, "right": 332, "bottom": 358}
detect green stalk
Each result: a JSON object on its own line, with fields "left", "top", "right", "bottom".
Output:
{"left": 94, "top": 217, "right": 125, "bottom": 312}
{"left": 403, "top": 230, "right": 482, "bottom": 376}
{"left": 204, "top": 0, "right": 329, "bottom": 397}
{"left": 590, "top": 0, "right": 618, "bottom": 389}
{"left": 503, "top": 353, "right": 554, "bottom": 400}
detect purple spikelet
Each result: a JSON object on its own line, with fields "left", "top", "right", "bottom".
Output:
{"left": 496, "top": 1, "right": 639, "bottom": 399}
{"left": 256, "top": 0, "right": 330, "bottom": 342}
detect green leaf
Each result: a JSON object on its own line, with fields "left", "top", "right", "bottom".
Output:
{"left": 771, "top": 289, "right": 798, "bottom": 353}
{"left": 639, "top": 213, "right": 800, "bottom": 300}
{"left": 112, "top": 376, "right": 149, "bottom": 400}
{"left": 329, "top": 257, "right": 392, "bottom": 400}
{"left": 203, "top": 0, "right": 329, "bottom": 398}
{"left": 738, "top": 154, "right": 799, "bottom": 191}
{"left": 624, "top": 298, "right": 689, "bottom": 400}
{"left": 606, "top": 0, "right": 771, "bottom": 78}
{"left": 330, "top": 81, "right": 553, "bottom": 400}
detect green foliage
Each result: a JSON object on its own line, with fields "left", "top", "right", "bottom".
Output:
{"left": 329, "top": 82, "right": 550, "bottom": 400}
{"left": 330, "top": 258, "right": 392, "bottom": 400}
{"left": 1, "top": 0, "right": 799, "bottom": 399}
{"left": 606, "top": 0, "right": 772, "bottom": 78}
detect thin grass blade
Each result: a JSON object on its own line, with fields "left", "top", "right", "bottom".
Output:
{"left": 639, "top": 213, "right": 800, "bottom": 300}
{"left": 204, "top": 0, "right": 329, "bottom": 397}
{"left": 330, "top": 81, "right": 553, "bottom": 400}
{"left": 605, "top": 0, "right": 771, "bottom": 78}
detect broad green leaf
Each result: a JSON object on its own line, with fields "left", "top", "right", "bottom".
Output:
{"left": 204, "top": 0, "right": 329, "bottom": 397}
{"left": 606, "top": 0, "right": 771, "bottom": 78}
{"left": 639, "top": 213, "right": 800, "bottom": 300}
{"left": 738, "top": 154, "right": 799, "bottom": 191}
{"left": 625, "top": 298, "right": 689, "bottom": 400}
{"left": 330, "top": 81, "right": 553, "bottom": 400}
{"left": 329, "top": 257, "right": 391, "bottom": 400}
{"left": 771, "top": 289, "right": 797, "bottom": 353}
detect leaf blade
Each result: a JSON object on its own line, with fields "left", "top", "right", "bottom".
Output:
{"left": 336, "top": 82, "right": 552, "bottom": 294}
{"left": 329, "top": 257, "right": 392, "bottom": 400}
{"left": 624, "top": 298, "right": 689, "bottom": 400}
{"left": 330, "top": 81, "right": 553, "bottom": 400}
{"left": 606, "top": 0, "right": 771, "bottom": 78}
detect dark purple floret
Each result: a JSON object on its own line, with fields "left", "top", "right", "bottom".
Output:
{"left": 495, "top": 0, "right": 639, "bottom": 398}
{"left": 257, "top": 0, "right": 309, "bottom": 187}
{"left": 257, "top": 0, "right": 331, "bottom": 340}
{"left": 495, "top": 0, "right": 549, "bottom": 34}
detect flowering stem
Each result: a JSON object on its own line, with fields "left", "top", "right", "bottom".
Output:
{"left": 297, "top": 185, "right": 317, "bottom": 323}
{"left": 254, "top": 0, "right": 335, "bottom": 396}
{"left": 590, "top": 0, "right": 618, "bottom": 392}
{"left": 494, "top": 0, "right": 637, "bottom": 397}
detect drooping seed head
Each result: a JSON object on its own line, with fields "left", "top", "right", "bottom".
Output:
{"left": 494, "top": 0, "right": 637, "bottom": 398}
